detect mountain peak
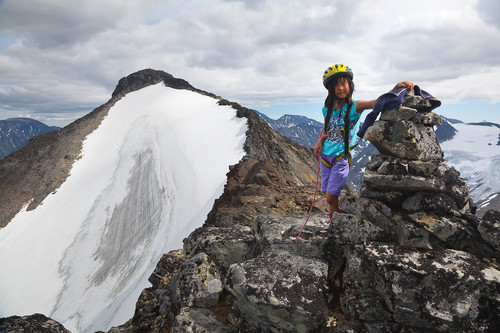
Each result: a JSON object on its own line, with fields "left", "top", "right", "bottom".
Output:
{"left": 112, "top": 69, "right": 187, "bottom": 98}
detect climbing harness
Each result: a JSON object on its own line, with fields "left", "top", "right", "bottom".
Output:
{"left": 320, "top": 151, "right": 354, "bottom": 168}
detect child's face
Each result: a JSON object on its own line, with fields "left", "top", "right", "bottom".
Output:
{"left": 334, "top": 76, "right": 350, "bottom": 99}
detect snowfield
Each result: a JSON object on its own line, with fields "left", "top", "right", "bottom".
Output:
{"left": 0, "top": 84, "right": 247, "bottom": 332}
{"left": 440, "top": 122, "right": 500, "bottom": 202}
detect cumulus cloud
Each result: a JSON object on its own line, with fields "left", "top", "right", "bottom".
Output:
{"left": 0, "top": 0, "right": 147, "bottom": 48}
{"left": 0, "top": 0, "right": 499, "bottom": 126}
{"left": 477, "top": 0, "right": 500, "bottom": 30}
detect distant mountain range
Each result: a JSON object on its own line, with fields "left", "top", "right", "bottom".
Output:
{"left": 0, "top": 118, "right": 60, "bottom": 160}
{"left": 2, "top": 112, "right": 499, "bottom": 216}
{"left": 255, "top": 111, "right": 322, "bottom": 148}
{"left": 255, "top": 112, "right": 500, "bottom": 215}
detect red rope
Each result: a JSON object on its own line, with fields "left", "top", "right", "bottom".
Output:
{"left": 297, "top": 153, "right": 322, "bottom": 244}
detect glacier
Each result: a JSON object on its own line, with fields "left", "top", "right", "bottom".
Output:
{"left": 0, "top": 83, "right": 247, "bottom": 332}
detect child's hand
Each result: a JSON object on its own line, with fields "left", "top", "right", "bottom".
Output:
{"left": 392, "top": 81, "right": 414, "bottom": 92}
{"left": 313, "top": 140, "right": 322, "bottom": 155}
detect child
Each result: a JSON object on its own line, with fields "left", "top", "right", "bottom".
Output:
{"left": 313, "top": 64, "right": 413, "bottom": 218}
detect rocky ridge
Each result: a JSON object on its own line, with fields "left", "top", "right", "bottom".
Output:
{"left": 1, "top": 72, "right": 499, "bottom": 332}
{"left": 0, "top": 313, "right": 70, "bottom": 333}
{"left": 100, "top": 84, "right": 499, "bottom": 332}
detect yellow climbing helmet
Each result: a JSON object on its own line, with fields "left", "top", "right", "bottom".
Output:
{"left": 322, "top": 64, "right": 353, "bottom": 88}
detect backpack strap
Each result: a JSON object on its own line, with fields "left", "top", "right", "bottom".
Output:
{"left": 324, "top": 107, "right": 334, "bottom": 134}
{"left": 343, "top": 101, "right": 353, "bottom": 158}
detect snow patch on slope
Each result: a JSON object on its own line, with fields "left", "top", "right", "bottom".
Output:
{"left": 440, "top": 123, "right": 500, "bottom": 201}
{"left": 0, "top": 84, "right": 247, "bottom": 332}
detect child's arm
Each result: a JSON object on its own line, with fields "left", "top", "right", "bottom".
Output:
{"left": 313, "top": 138, "right": 324, "bottom": 155}
{"left": 313, "top": 130, "right": 328, "bottom": 155}
{"left": 355, "top": 81, "right": 414, "bottom": 114}
{"left": 355, "top": 100, "right": 376, "bottom": 113}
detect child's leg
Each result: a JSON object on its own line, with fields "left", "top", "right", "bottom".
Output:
{"left": 325, "top": 157, "right": 349, "bottom": 215}
{"left": 320, "top": 156, "right": 348, "bottom": 217}
{"left": 326, "top": 192, "right": 340, "bottom": 214}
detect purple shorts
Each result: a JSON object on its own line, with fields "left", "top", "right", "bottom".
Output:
{"left": 320, "top": 154, "right": 350, "bottom": 196}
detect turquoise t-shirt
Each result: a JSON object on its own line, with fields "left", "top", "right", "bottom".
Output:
{"left": 321, "top": 100, "right": 362, "bottom": 157}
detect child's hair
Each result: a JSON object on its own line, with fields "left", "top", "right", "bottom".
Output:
{"left": 323, "top": 76, "right": 355, "bottom": 134}
{"left": 324, "top": 76, "right": 355, "bottom": 110}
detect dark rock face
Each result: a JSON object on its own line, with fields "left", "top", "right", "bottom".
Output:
{"left": 226, "top": 248, "right": 329, "bottom": 333}
{"left": 479, "top": 210, "right": 500, "bottom": 249}
{"left": 0, "top": 313, "right": 70, "bottom": 333}
{"left": 225, "top": 216, "right": 331, "bottom": 333}
{"left": 342, "top": 242, "right": 500, "bottom": 332}
{"left": 206, "top": 156, "right": 327, "bottom": 227}
{"left": 116, "top": 197, "right": 499, "bottom": 332}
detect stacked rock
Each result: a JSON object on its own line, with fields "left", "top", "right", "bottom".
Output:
{"left": 360, "top": 90, "right": 491, "bottom": 254}
{"left": 362, "top": 91, "right": 470, "bottom": 214}
{"left": 331, "top": 91, "right": 500, "bottom": 332}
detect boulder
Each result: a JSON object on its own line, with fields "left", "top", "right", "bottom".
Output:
{"left": 170, "top": 252, "right": 224, "bottom": 309}
{"left": 148, "top": 249, "right": 185, "bottom": 290}
{"left": 339, "top": 191, "right": 399, "bottom": 242}
{"left": 342, "top": 242, "right": 500, "bottom": 332}
{"left": 363, "top": 171, "right": 445, "bottom": 191}
{"left": 478, "top": 210, "right": 500, "bottom": 251}
{"left": 183, "top": 225, "right": 258, "bottom": 273}
{"left": 408, "top": 212, "right": 498, "bottom": 259}
{"left": 328, "top": 213, "right": 392, "bottom": 245}
{"left": 364, "top": 120, "right": 443, "bottom": 160}
{"left": 397, "top": 218, "right": 433, "bottom": 250}
{"left": 225, "top": 248, "right": 329, "bottom": 333}
{"left": 171, "top": 307, "right": 238, "bottom": 333}
{"left": 402, "top": 191, "right": 460, "bottom": 213}
{"left": 253, "top": 214, "right": 330, "bottom": 260}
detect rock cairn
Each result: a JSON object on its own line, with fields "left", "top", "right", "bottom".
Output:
{"left": 358, "top": 91, "right": 497, "bottom": 258}
{"left": 335, "top": 91, "right": 500, "bottom": 331}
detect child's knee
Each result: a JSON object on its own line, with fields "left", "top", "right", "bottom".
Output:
{"left": 326, "top": 193, "right": 338, "bottom": 205}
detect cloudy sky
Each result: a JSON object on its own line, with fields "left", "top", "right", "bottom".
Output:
{"left": 1, "top": 0, "right": 499, "bottom": 127}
